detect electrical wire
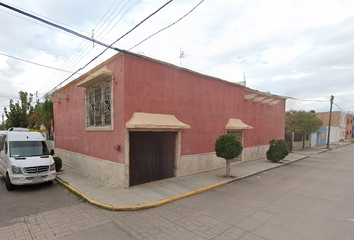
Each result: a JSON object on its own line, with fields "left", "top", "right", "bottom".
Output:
{"left": 36, "top": 0, "right": 139, "bottom": 96}
{"left": 285, "top": 96, "right": 329, "bottom": 102}
{"left": 34, "top": 0, "right": 130, "bottom": 96}
{"left": 0, "top": 52, "right": 80, "bottom": 74}
{"left": 0, "top": 2, "right": 117, "bottom": 50}
{"left": 333, "top": 102, "right": 346, "bottom": 112}
{"left": 101, "top": 0, "right": 141, "bottom": 40}
{"left": 36, "top": 0, "right": 174, "bottom": 102}
{"left": 97, "top": 0, "right": 132, "bottom": 37}
{"left": 129, "top": 0, "right": 204, "bottom": 50}
{"left": 335, "top": 96, "right": 352, "bottom": 101}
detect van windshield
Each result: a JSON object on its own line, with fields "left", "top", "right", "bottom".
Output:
{"left": 9, "top": 141, "right": 50, "bottom": 157}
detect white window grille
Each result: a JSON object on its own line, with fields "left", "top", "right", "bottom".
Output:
{"left": 85, "top": 78, "right": 112, "bottom": 128}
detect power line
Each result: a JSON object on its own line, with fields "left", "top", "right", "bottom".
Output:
{"left": 97, "top": 0, "right": 132, "bottom": 38}
{"left": 333, "top": 102, "right": 346, "bottom": 112}
{"left": 101, "top": 0, "right": 141, "bottom": 40}
{"left": 0, "top": 1, "right": 118, "bottom": 50}
{"left": 34, "top": 0, "right": 135, "bottom": 96}
{"left": 129, "top": 0, "right": 205, "bottom": 50}
{"left": 0, "top": 98, "right": 19, "bottom": 102}
{"left": 335, "top": 96, "right": 352, "bottom": 101}
{"left": 0, "top": 52, "right": 80, "bottom": 74}
{"left": 285, "top": 96, "right": 329, "bottom": 102}
{"left": 36, "top": 0, "right": 174, "bottom": 102}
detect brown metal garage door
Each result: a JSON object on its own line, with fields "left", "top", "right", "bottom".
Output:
{"left": 129, "top": 131, "right": 176, "bottom": 186}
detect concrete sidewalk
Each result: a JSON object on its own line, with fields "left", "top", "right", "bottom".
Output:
{"left": 55, "top": 141, "right": 351, "bottom": 211}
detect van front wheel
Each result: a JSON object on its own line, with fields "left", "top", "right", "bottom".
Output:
{"left": 5, "top": 173, "right": 15, "bottom": 191}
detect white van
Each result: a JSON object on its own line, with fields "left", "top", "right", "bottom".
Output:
{"left": 0, "top": 128, "right": 56, "bottom": 191}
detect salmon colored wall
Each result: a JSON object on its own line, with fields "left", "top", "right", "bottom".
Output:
{"left": 123, "top": 55, "right": 285, "bottom": 156}
{"left": 53, "top": 57, "right": 125, "bottom": 163}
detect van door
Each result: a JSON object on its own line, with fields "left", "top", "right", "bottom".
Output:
{"left": 0, "top": 135, "right": 7, "bottom": 175}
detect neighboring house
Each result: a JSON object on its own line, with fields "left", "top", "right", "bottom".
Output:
{"left": 352, "top": 116, "right": 354, "bottom": 138}
{"left": 52, "top": 52, "right": 286, "bottom": 189}
{"left": 345, "top": 114, "right": 353, "bottom": 140}
{"left": 316, "top": 111, "right": 346, "bottom": 143}
{"left": 309, "top": 126, "right": 327, "bottom": 147}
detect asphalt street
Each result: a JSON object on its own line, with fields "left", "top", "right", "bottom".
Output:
{"left": 0, "top": 178, "right": 81, "bottom": 228}
{"left": 0, "top": 144, "right": 353, "bottom": 240}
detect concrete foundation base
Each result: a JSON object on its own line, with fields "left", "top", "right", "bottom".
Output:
{"left": 55, "top": 144, "right": 269, "bottom": 188}
{"left": 55, "top": 148, "right": 127, "bottom": 189}
{"left": 177, "top": 145, "right": 269, "bottom": 177}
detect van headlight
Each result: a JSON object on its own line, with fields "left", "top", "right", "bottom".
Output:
{"left": 50, "top": 162, "right": 56, "bottom": 171}
{"left": 11, "top": 165, "right": 22, "bottom": 174}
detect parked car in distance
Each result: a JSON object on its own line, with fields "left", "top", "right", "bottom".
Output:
{"left": 0, "top": 128, "right": 56, "bottom": 191}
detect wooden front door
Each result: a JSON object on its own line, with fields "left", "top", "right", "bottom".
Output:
{"left": 129, "top": 131, "right": 176, "bottom": 186}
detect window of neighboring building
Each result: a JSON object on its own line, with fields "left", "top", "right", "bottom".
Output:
{"left": 85, "top": 77, "right": 113, "bottom": 130}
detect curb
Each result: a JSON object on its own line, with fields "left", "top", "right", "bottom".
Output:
{"left": 55, "top": 155, "right": 309, "bottom": 211}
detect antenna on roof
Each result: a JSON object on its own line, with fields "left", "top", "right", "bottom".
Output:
{"left": 178, "top": 47, "right": 189, "bottom": 66}
{"left": 237, "top": 72, "right": 246, "bottom": 86}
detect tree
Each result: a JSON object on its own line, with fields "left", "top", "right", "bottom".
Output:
{"left": 4, "top": 91, "right": 34, "bottom": 128}
{"left": 285, "top": 110, "right": 323, "bottom": 149}
{"left": 41, "top": 96, "right": 54, "bottom": 139}
{"left": 28, "top": 95, "right": 54, "bottom": 138}
{"left": 215, "top": 134, "right": 243, "bottom": 177}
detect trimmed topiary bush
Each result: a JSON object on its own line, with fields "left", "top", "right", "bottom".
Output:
{"left": 53, "top": 156, "right": 62, "bottom": 171}
{"left": 266, "top": 139, "right": 290, "bottom": 163}
{"left": 215, "top": 134, "right": 243, "bottom": 177}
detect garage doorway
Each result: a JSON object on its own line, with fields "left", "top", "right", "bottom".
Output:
{"left": 129, "top": 131, "right": 176, "bottom": 186}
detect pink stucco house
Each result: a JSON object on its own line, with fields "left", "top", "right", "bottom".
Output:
{"left": 52, "top": 52, "right": 286, "bottom": 188}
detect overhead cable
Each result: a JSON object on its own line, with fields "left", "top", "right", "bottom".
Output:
{"left": 0, "top": 52, "right": 80, "bottom": 74}
{"left": 36, "top": 0, "right": 174, "bottom": 101}
{"left": 0, "top": 1, "right": 119, "bottom": 50}
{"left": 285, "top": 96, "right": 329, "bottom": 102}
{"left": 333, "top": 102, "right": 345, "bottom": 112}
{"left": 129, "top": 0, "right": 204, "bottom": 50}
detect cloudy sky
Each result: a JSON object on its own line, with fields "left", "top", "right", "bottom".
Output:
{"left": 0, "top": 0, "right": 353, "bottom": 122}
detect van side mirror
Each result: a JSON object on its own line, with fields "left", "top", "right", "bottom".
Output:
{"left": 50, "top": 149, "right": 55, "bottom": 156}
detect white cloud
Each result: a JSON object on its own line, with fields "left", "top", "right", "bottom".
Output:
{"left": 0, "top": 0, "right": 354, "bottom": 122}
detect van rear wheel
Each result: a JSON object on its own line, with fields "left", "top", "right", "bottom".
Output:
{"left": 5, "top": 173, "right": 15, "bottom": 191}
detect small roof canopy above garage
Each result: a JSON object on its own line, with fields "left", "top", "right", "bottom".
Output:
{"left": 126, "top": 112, "right": 191, "bottom": 130}
{"left": 226, "top": 119, "right": 253, "bottom": 130}
{"left": 76, "top": 65, "right": 113, "bottom": 88}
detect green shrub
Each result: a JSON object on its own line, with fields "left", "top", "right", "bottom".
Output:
{"left": 53, "top": 156, "right": 62, "bottom": 171}
{"left": 266, "top": 139, "right": 290, "bottom": 163}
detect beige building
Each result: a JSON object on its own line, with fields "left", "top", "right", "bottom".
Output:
{"left": 316, "top": 111, "right": 346, "bottom": 142}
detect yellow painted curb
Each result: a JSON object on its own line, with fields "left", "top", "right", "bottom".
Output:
{"left": 56, "top": 177, "right": 229, "bottom": 211}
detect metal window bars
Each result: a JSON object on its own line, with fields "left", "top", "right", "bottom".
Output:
{"left": 85, "top": 78, "right": 112, "bottom": 127}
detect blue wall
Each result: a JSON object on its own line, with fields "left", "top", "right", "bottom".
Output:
{"left": 315, "top": 126, "right": 327, "bottom": 147}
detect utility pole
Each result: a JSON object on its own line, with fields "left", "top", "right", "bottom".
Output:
{"left": 327, "top": 95, "right": 334, "bottom": 149}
